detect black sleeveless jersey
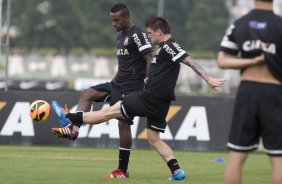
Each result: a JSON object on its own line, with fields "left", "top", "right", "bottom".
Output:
{"left": 220, "top": 9, "right": 282, "bottom": 82}
{"left": 144, "top": 38, "right": 188, "bottom": 101}
{"left": 116, "top": 25, "right": 153, "bottom": 84}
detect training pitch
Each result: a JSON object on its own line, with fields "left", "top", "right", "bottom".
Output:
{"left": 0, "top": 145, "right": 271, "bottom": 184}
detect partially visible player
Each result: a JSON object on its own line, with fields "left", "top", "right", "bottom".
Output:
{"left": 217, "top": 0, "right": 282, "bottom": 183}
{"left": 52, "top": 3, "right": 153, "bottom": 179}
{"left": 51, "top": 16, "right": 226, "bottom": 181}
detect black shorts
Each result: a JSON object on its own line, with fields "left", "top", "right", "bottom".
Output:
{"left": 91, "top": 81, "right": 144, "bottom": 125}
{"left": 228, "top": 81, "right": 282, "bottom": 156}
{"left": 121, "top": 91, "right": 170, "bottom": 133}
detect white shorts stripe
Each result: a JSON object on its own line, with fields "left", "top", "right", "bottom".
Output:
{"left": 227, "top": 142, "right": 258, "bottom": 151}
{"left": 139, "top": 44, "right": 151, "bottom": 52}
{"left": 172, "top": 50, "right": 186, "bottom": 62}
{"left": 264, "top": 149, "right": 282, "bottom": 155}
{"left": 220, "top": 40, "right": 239, "bottom": 50}
{"left": 104, "top": 95, "right": 110, "bottom": 102}
{"left": 150, "top": 125, "right": 165, "bottom": 131}
{"left": 121, "top": 103, "right": 130, "bottom": 118}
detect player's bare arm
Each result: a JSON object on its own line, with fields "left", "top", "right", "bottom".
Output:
{"left": 182, "top": 56, "right": 226, "bottom": 91}
{"left": 217, "top": 51, "right": 265, "bottom": 69}
{"left": 182, "top": 56, "right": 210, "bottom": 82}
{"left": 143, "top": 52, "right": 153, "bottom": 84}
{"left": 143, "top": 52, "right": 154, "bottom": 77}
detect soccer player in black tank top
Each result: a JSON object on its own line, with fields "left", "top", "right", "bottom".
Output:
{"left": 218, "top": 0, "right": 282, "bottom": 183}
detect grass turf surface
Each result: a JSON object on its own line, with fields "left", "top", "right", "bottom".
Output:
{"left": 0, "top": 145, "right": 271, "bottom": 184}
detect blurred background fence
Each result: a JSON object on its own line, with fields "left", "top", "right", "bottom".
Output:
{"left": 0, "top": 53, "right": 241, "bottom": 94}
{"left": 0, "top": 0, "right": 281, "bottom": 95}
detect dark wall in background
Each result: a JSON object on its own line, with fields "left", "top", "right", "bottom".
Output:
{"left": 0, "top": 91, "right": 234, "bottom": 151}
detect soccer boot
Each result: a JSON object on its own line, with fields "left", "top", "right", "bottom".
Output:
{"left": 51, "top": 124, "right": 79, "bottom": 140}
{"left": 103, "top": 169, "right": 129, "bottom": 179}
{"left": 51, "top": 100, "right": 69, "bottom": 126}
{"left": 168, "top": 169, "right": 186, "bottom": 181}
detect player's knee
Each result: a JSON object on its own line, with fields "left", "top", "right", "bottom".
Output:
{"left": 80, "top": 88, "right": 93, "bottom": 100}
{"left": 80, "top": 88, "right": 105, "bottom": 102}
{"left": 118, "top": 121, "right": 131, "bottom": 131}
{"left": 147, "top": 131, "right": 160, "bottom": 145}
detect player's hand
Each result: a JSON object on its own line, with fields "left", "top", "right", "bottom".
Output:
{"left": 254, "top": 54, "right": 265, "bottom": 65}
{"left": 207, "top": 78, "right": 226, "bottom": 92}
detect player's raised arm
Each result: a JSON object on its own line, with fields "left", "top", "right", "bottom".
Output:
{"left": 182, "top": 56, "right": 226, "bottom": 91}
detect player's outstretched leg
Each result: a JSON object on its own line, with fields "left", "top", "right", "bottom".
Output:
{"left": 103, "top": 169, "right": 129, "bottom": 179}
{"left": 168, "top": 169, "right": 186, "bottom": 181}
{"left": 51, "top": 112, "right": 83, "bottom": 140}
{"left": 51, "top": 100, "right": 69, "bottom": 127}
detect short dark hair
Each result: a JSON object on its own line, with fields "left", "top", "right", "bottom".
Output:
{"left": 145, "top": 16, "right": 171, "bottom": 34}
{"left": 110, "top": 3, "right": 130, "bottom": 17}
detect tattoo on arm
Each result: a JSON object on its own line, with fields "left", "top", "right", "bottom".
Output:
{"left": 190, "top": 62, "right": 210, "bottom": 82}
{"left": 184, "top": 57, "right": 210, "bottom": 82}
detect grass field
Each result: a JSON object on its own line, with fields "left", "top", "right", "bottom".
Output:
{"left": 0, "top": 145, "right": 271, "bottom": 184}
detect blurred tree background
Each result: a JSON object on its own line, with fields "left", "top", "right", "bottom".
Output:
{"left": 9, "top": 0, "right": 229, "bottom": 54}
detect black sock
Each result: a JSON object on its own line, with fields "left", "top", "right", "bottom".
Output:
{"left": 118, "top": 148, "right": 130, "bottom": 173}
{"left": 167, "top": 159, "right": 181, "bottom": 174}
{"left": 66, "top": 112, "right": 83, "bottom": 128}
